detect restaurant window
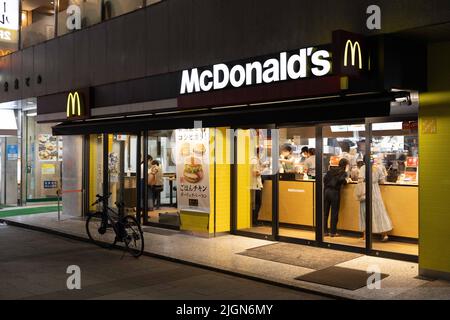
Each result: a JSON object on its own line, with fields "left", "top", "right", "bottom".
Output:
{"left": 322, "top": 124, "right": 366, "bottom": 248}
{"left": 21, "top": 0, "right": 55, "bottom": 48}
{"left": 370, "top": 121, "right": 419, "bottom": 256}
{"left": 146, "top": 0, "right": 162, "bottom": 6}
{"left": 278, "top": 126, "right": 316, "bottom": 241}
{"left": 88, "top": 134, "right": 103, "bottom": 212}
{"left": 57, "top": 0, "right": 102, "bottom": 36}
{"left": 0, "top": 0, "right": 20, "bottom": 56}
{"left": 236, "top": 128, "right": 274, "bottom": 237}
{"left": 25, "top": 112, "right": 62, "bottom": 201}
{"left": 103, "top": 0, "right": 144, "bottom": 20}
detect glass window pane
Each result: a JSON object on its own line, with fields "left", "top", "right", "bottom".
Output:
{"left": 236, "top": 128, "right": 274, "bottom": 237}
{"left": 278, "top": 126, "right": 316, "bottom": 241}
{"left": 57, "top": 0, "right": 102, "bottom": 36}
{"left": 370, "top": 121, "right": 419, "bottom": 256}
{"left": 0, "top": 0, "right": 20, "bottom": 56}
{"left": 322, "top": 124, "right": 365, "bottom": 248}
{"left": 21, "top": 0, "right": 55, "bottom": 48}
{"left": 104, "top": 0, "right": 143, "bottom": 20}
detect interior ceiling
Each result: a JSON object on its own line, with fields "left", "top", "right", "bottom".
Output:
{"left": 22, "top": 0, "right": 53, "bottom": 11}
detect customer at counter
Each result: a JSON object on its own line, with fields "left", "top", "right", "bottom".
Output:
{"left": 357, "top": 156, "right": 393, "bottom": 242}
{"left": 324, "top": 158, "right": 350, "bottom": 237}
{"left": 279, "top": 144, "right": 295, "bottom": 173}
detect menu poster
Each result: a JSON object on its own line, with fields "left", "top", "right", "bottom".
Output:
{"left": 38, "top": 134, "right": 58, "bottom": 161}
{"left": 175, "top": 129, "right": 210, "bottom": 214}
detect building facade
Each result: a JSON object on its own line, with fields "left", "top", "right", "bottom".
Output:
{"left": 0, "top": 0, "right": 450, "bottom": 280}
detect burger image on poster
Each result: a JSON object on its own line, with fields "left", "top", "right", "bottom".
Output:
{"left": 183, "top": 156, "right": 204, "bottom": 184}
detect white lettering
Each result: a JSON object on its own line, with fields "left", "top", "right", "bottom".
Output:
{"left": 311, "top": 50, "right": 331, "bottom": 76}
{"left": 230, "top": 65, "right": 246, "bottom": 88}
{"left": 180, "top": 46, "right": 332, "bottom": 94}
{"left": 199, "top": 70, "right": 213, "bottom": 91}
{"left": 180, "top": 69, "right": 200, "bottom": 94}
{"left": 213, "top": 64, "right": 229, "bottom": 90}
{"left": 262, "top": 59, "right": 280, "bottom": 83}
{"left": 245, "top": 62, "right": 263, "bottom": 85}
{"left": 287, "top": 48, "right": 308, "bottom": 79}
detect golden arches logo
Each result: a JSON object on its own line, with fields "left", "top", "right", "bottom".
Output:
{"left": 344, "top": 40, "right": 363, "bottom": 69}
{"left": 66, "top": 92, "right": 82, "bottom": 117}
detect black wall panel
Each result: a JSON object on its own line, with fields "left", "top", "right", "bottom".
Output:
{"left": 73, "top": 29, "right": 91, "bottom": 89}
{"left": 21, "top": 47, "right": 34, "bottom": 98}
{"left": 146, "top": 1, "right": 169, "bottom": 76}
{"left": 0, "top": 0, "right": 449, "bottom": 104}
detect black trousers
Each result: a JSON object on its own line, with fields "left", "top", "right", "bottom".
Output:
{"left": 252, "top": 189, "right": 262, "bottom": 225}
{"left": 324, "top": 188, "right": 341, "bottom": 235}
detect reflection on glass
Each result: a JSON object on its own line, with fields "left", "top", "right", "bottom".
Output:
{"left": 26, "top": 114, "right": 63, "bottom": 201}
{"left": 21, "top": 0, "right": 55, "bottom": 48}
{"left": 89, "top": 134, "right": 103, "bottom": 212}
{"left": 0, "top": 0, "right": 19, "bottom": 56}
{"left": 236, "top": 129, "right": 274, "bottom": 236}
{"left": 322, "top": 124, "right": 365, "bottom": 248}
{"left": 57, "top": 0, "right": 102, "bottom": 36}
{"left": 370, "top": 121, "right": 419, "bottom": 256}
{"left": 103, "top": 0, "right": 143, "bottom": 20}
{"left": 278, "top": 127, "right": 316, "bottom": 241}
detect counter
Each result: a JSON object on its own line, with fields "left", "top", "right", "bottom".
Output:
{"left": 258, "top": 180, "right": 418, "bottom": 238}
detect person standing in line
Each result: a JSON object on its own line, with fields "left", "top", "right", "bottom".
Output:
{"left": 357, "top": 156, "right": 393, "bottom": 242}
{"left": 139, "top": 155, "right": 153, "bottom": 211}
{"left": 323, "top": 158, "right": 350, "bottom": 237}
{"left": 149, "top": 160, "right": 164, "bottom": 210}
{"left": 251, "top": 147, "right": 264, "bottom": 226}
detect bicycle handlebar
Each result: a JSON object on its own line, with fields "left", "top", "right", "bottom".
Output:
{"left": 90, "top": 193, "right": 112, "bottom": 206}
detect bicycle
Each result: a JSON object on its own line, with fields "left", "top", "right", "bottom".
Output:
{"left": 86, "top": 193, "right": 144, "bottom": 258}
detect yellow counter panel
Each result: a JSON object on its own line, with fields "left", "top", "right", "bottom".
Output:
{"left": 258, "top": 180, "right": 418, "bottom": 239}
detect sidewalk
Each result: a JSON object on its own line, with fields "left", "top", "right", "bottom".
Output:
{"left": 1, "top": 212, "right": 449, "bottom": 300}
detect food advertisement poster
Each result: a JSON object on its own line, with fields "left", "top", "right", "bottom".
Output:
{"left": 38, "top": 134, "right": 62, "bottom": 161}
{"left": 175, "top": 129, "right": 210, "bottom": 214}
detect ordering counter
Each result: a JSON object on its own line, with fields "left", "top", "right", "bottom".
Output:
{"left": 258, "top": 178, "right": 418, "bottom": 239}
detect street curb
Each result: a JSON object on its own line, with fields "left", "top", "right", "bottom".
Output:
{"left": 1, "top": 218, "right": 354, "bottom": 300}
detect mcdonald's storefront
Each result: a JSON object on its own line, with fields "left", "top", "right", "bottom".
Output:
{"left": 30, "top": 29, "right": 449, "bottom": 280}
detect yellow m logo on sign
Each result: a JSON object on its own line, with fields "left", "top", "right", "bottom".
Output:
{"left": 344, "top": 40, "right": 363, "bottom": 69}
{"left": 67, "top": 92, "right": 82, "bottom": 117}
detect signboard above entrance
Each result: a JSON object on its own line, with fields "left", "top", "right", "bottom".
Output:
{"left": 180, "top": 30, "right": 371, "bottom": 95}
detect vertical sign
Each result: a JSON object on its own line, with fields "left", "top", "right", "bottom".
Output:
{"left": 0, "top": 0, "right": 19, "bottom": 57}
{"left": 175, "top": 129, "right": 210, "bottom": 213}
{"left": 6, "top": 144, "right": 18, "bottom": 161}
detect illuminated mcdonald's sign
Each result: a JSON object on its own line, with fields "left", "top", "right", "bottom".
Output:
{"left": 343, "top": 39, "right": 363, "bottom": 69}
{"left": 66, "top": 91, "right": 83, "bottom": 118}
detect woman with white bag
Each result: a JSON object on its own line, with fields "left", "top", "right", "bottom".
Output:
{"left": 355, "top": 156, "right": 393, "bottom": 242}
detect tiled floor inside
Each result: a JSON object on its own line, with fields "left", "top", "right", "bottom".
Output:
{"left": 1, "top": 212, "right": 448, "bottom": 300}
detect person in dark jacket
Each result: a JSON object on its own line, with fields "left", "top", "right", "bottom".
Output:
{"left": 324, "top": 158, "right": 350, "bottom": 237}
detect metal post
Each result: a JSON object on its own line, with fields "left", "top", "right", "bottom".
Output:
{"left": 365, "top": 120, "right": 373, "bottom": 252}
{"left": 271, "top": 128, "right": 279, "bottom": 240}
{"left": 315, "top": 126, "right": 323, "bottom": 242}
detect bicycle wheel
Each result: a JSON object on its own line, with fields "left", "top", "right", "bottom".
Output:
{"left": 86, "top": 213, "right": 117, "bottom": 249}
{"left": 123, "top": 215, "right": 144, "bottom": 257}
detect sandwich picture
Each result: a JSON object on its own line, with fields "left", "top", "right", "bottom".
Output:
{"left": 193, "top": 143, "right": 206, "bottom": 156}
{"left": 180, "top": 142, "right": 191, "bottom": 157}
{"left": 183, "top": 156, "right": 204, "bottom": 183}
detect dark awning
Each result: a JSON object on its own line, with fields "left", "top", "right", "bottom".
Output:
{"left": 52, "top": 91, "right": 410, "bottom": 135}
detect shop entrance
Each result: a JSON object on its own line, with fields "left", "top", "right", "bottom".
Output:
{"left": 232, "top": 117, "right": 419, "bottom": 261}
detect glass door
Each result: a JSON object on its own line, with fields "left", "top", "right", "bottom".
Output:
{"left": 277, "top": 126, "right": 316, "bottom": 241}
{"left": 107, "top": 133, "right": 139, "bottom": 215}
{"left": 321, "top": 123, "right": 366, "bottom": 249}
{"left": 369, "top": 120, "right": 419, "bottom": 256}
{"left": 234, "top": 128, "right": 276, "bottom": 239}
